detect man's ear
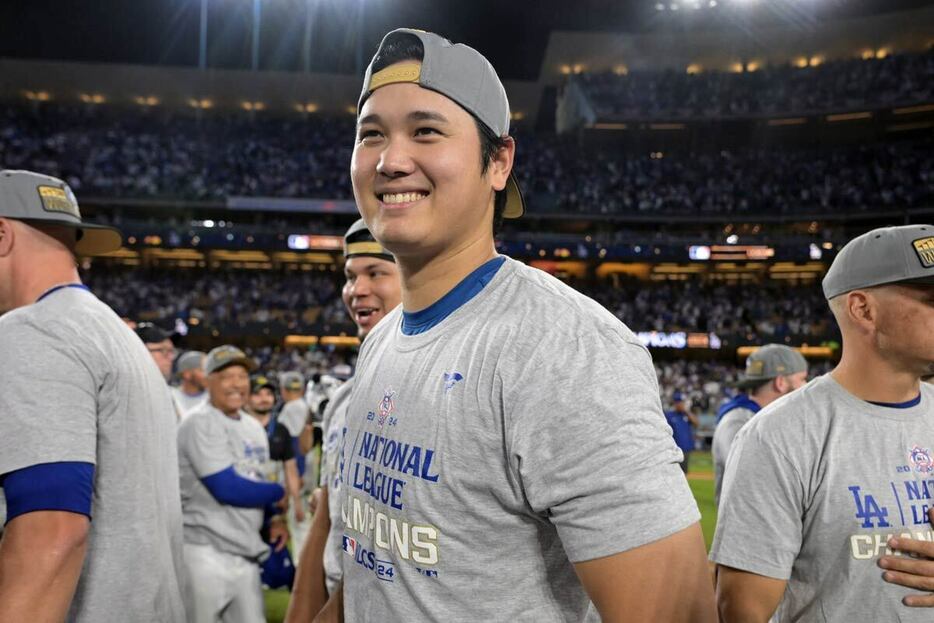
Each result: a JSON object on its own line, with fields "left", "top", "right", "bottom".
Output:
{"left": 489, "top": 136, "right": 515, "bottom": 192}
{"left": 0, "top": 218, "right": 15, "bottom": 257}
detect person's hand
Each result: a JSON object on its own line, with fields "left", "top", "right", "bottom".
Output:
{"left": 268, "top": 515, "right": 289, "bottom": 552}
{"left": 276, "top": 492, "right": 289, "bottom": 513}
{"left": 309, "top": 487, "right": 324, "bottom": 515}
{"left": 878, "top": 507, "right": 934, "bottom": 606}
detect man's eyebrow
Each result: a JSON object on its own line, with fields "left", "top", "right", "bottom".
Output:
{"left": 357, "top": 113, "right": 381, "bottom": 126}
{"left": 408, "top": 110, "right": 449, "bottom": 123}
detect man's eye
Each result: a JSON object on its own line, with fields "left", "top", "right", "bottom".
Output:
{"left": 414, "top": 127, "right": 441, "bottom": 137}
{"left": 358, "top": 129, "right": 381, "bottom": 141}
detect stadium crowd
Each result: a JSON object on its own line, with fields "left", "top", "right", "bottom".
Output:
{"left": 576, "top": 48, "right": 934, "bottom": 119}
{"left": 2, "top": 103, "right": 932, "bottom": 217}
{"left": 83, "top": 265, "right": 836, "bottom": 342}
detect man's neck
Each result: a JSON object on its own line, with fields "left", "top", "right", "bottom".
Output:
{"left": 398, "top": 235, "right": 497, "bottom": 312}
{"left": 14, "top": 263, "right": 82, "bottom": 308}
{"left": 832, "top": 347, "right": 922, "bottom": 404}
{"left": 181, "top": 381, "right": 204, "bottom": 396}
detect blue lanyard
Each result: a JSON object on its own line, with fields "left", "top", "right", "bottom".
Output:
{"left": 36, "top": 283, "right": 91, "bottom": 303}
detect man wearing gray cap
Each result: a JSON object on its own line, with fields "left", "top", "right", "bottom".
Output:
{"left": 172, "top": 350, "right": 208, "bottom": 419}
{"left": 711, "top": 344, "right": 808, "bottom": 504}
{"left": 177, "top": 345, "right": 289, "bottom": 623}
{"left": 318, "top": 29, "right": 715, "bottom": 622}
{"left": 0, "top": 170, "right": 185, "bottom": 621}
{"left": 278, "top": 371, "right": 313, "bottom": 552}
{"left": 712, "top": 225, "right": 934, "bottom": 621}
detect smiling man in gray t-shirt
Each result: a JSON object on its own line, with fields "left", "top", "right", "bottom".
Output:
{"left": 313, "top": 28, "right": 716, "bottom": 623}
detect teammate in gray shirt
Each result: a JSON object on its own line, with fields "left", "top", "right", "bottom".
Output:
{"left": 315, "top": 29, "right": 715, "bottom": 623}
{"left": 177, "top": 345, "right": 289, "bottom": 623}
{"left": 0, "top": 170, "right": 185, "bottom": 622}
{"left": 286, "top": 219, "right": 402, "bottom": 622}
{"left": 711, "top": 344, "right": 808, "bottom": 503}
{"left": 172, "top": 350, "right": 208, "bottom": 418}
{"left": 712, "top": 225, "right": 934, "bottom": 621}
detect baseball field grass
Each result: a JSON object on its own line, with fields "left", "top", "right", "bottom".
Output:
{"left": 263, "top": 452, "right": 719, "bottom": 622}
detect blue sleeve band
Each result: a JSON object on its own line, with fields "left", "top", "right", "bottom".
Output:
{"left": 1, "top": 462, "right": 95, "bottom": 524}
{"left": 201, "top": 466, "right": 285, "bottom": 508}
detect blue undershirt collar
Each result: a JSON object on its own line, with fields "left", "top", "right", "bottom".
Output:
{"left": 867, "top": 394, "right": 922, "bottom": 409}
{"left": 401, "top": 256, "right": 506, "bottom": 336}
{"left": 36, "top": 283, "right": 90, "bottom": 303}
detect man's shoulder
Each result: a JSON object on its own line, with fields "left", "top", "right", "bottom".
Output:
{"left": 738, "top": 376, "right": 832, "bottom": 446}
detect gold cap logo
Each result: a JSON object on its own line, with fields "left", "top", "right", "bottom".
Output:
{"left": 913, "top": 236, "right": 934, "bottom": 269}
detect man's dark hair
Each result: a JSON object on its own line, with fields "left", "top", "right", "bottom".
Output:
{"left": 369, "top": 32, "right": 509, "bottom": 235}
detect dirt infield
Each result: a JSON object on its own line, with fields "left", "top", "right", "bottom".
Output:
{"left": 687, "top": 471, "right": 714, "bottom": 481}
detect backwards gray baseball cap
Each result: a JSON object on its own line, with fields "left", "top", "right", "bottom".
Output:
{"left": 0, "top": 169, "right": 122, "bottom": 255}
{"left": 736, "top": 344, "right": 809, "bottom": 389}
{"left": 204, "top": 345, "right": 257, "bottom": 375}
{"left": 280, "top": 371, "right": 304, "bottom": 392}
{"left": 176, "top": 350, "right": 206, "bottom": 374}
{"left": 358, "top": 28, "right": 525, "bottom": 219}
{"left": 823, "top": 224, "right": 934, "bottom": 300}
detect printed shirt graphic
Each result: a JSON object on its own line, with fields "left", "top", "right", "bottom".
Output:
{"left": 338, "top": 258, "right": 699, "bottom": 621}
{"left": 711, "top": 374, "right": 934, "bottom": 622}
{"left": 178, "top": 404, "right": 273, "bottom": 560}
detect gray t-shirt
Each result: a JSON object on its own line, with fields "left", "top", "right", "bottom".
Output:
{"left": 712, "top": 405, "right": 757, "bottom": 504}
{"left": 320, "top": 378, "right": 353, "bottom": 594}
{"left": 170, "top": 386, "right": 206, "bottom": 419}
{"left": 177, "top": 403, "right": 274, "bottom": 561}
{"left": 338, "top": 258, "right": 699, "bottom": 621}
{"left": 279, "top": 397, "right": 310, "bottom": 437}
{"left": 0, "top": 286, "right": 185, "bottom": 622}
{"left": 711, "top": 374, "right": 934, "bottom": 622}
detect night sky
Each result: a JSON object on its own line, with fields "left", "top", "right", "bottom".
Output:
{"left": 1, "top": 0, "right": 930, "bottom": 79}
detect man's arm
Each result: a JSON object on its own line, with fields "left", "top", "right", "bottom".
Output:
{"left": 574, "top": 523, "right": 716, "bottom": 623}
{"left": 0, "top": 510, "right": 89, "bottom": 621}
{"left": 284, "top": 458, "right": 305, "bottom": 522}
{"left": 715, "top": 565, "right": 787, "bottom": 622}
{"left": 285, "top": 487, "right": 331, "bottom": 623}
{"left": 311, "top": 581, "right": 343, "bottom": 623}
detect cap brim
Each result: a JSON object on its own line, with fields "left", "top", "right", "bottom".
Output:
{"left": 21, "top": 218, "right": 123, "bottom": 255}
{"left": 76, "top": 222, "right": 123, "bottom": 255}
{"left": 210, "top": 357, "right": 258, "bottom": 375}
{"left": 503, "top": 173, "right": 524, "bottom": 219}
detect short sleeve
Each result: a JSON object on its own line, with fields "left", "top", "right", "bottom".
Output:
{"left": 278, "top": 402, "right": 307, "bottom": 437}
{"left": 0, "top": 316, "right": 97, "bottom": 476}
{"left": 506, "top": 333, "right": 699, "bottom": 563}
{"left": 709, "top": 422, "right": 804, "bottom": 580}
{"left": 179, "top": 412, "right": 233, "bottom": 478}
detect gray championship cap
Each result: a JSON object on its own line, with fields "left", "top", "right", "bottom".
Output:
{"left": 736, "top": 344, "right": 809, "bottom": 389}
{"left": 344, "top": 218, "right": 394, "bottom": 261}
{"left": 358, "top": 28, "right": 525, "bottom": 219}
{"left": 176, "top": 350, "right": 206, "bottom": 373}
{"left": 0, "top": 169, "right": 122, "bottom": 255}
{"left": 281, "top": 371, "right": 304, "bottom": 392}
{"left": 822, "top": 224, "right": 934, "bottom": 300}
{"left": 204, "top": 345, "right": 257, "bottom": 375}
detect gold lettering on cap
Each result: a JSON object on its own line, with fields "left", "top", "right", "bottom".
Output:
{"left": 368, "top": 61, "right": 422, "bottom": 92}
{"left": 345, "top": 241, "right": 390, "bottom": 256}
{"left": 37, "top": 185, "right": 79, "bottom": 217}
{"left": 913, "top": 237, "right": 934, "bottom": 269}
{"left": 747, "top": 360, "right": 765, "bottom": 376}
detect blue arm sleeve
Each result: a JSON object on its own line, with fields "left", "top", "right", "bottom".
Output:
{"left": 201, "top": 466, "right": 285, "bottom": 508}
{"left": 1, "top": 462, "right": 95, "bottom": 524}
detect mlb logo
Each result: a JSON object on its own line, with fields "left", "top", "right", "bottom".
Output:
{"left": 342, "top": 535, "right": 357, "bottom": 556}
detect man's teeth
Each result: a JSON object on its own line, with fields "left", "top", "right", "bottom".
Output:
{"left": 382, "top": 192, "right": 427, "bottom": 204}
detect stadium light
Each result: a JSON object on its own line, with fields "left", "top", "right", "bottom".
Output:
{"left": 80, "top": 93, "right": 106, "bottom": 104}
{"left": 613, "top": 64, "right": 629, "bottom": 75}
{"left": 686, "top": 63, "right": 702, "bottom": 74}
{"left": 655, "top": 2, "right": 665, "bottom": 9}
{"left": 708, "top": 0, "right": 717, "bottom": 6}
{"left": 876, "top": 48, "right": 891, "bottom": 59}
{"left": 746, "top": 60, "right": 760, "bottom": 72}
